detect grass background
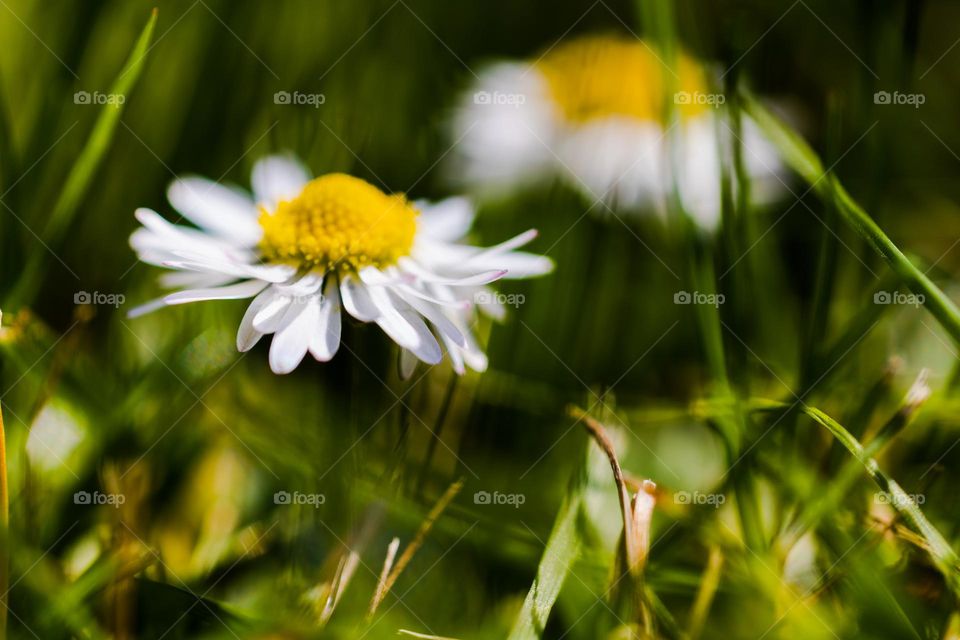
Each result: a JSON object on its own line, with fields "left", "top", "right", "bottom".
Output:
{"left": 2, "top": 0, "right": 960, "bottom": 638}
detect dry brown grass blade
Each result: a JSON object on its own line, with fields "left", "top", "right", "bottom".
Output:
{"left": 568, "top": 405, "right": 657, "bottom": 578}
{"left": 368, "top": 478, "right": 464, "bottom": 615}
{"left": 368, "top": 537, "right": 400, "bottom": 617}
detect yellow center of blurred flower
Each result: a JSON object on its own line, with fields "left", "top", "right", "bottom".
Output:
{"left": 537, "top": 35, "right": 710, "bottom": 123}
{"left": 258, "top": 174, "right": 418, "bottom": 272}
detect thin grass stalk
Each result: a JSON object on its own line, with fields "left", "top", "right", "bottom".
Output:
{"left": 369, "top": 478, "right": 463, "bottom": 615}
{"left": 743, "top": 93, "right": 960, "bottom": 346}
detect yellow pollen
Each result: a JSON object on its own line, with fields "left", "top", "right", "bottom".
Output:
{"left": 258, "top": 173, "right": 418, "bottom": 272}
{"left": 536, "top": 35, "right": 709, "bottom": 123}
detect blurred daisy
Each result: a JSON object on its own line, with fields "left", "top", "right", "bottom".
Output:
{"left": 450, "top": 34, "right": 784, "bottom": 231}
{"left": 130, "top": 155, "right": 552, "bottom": 374}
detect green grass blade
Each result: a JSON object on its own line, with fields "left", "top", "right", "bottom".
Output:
{"left": 508, "top": 473, "right": 586, "bottom": 640}
{"left": 742, "top": 92, "right": 960, "bottom": 345}
{"left": 11, "top": 9, "right": 158, "bottom": 308}
{"left": 46, "top": 9, "right": 158, "bottom": 242}
{"left": 751, "top": 398, "right": 960, "bottom": 597}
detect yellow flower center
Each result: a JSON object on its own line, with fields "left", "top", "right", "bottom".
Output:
{"left": 258, "top": 174, "right": 418, "bottom": 272}
{"left": 537, "top": 35, "right": 710, "bottom": 123}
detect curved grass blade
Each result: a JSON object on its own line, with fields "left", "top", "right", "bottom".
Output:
{"left": 742, "top": 92, "right": 960, "bottom": 346}
{"left": 750, "top": 398, "right": 960, "bottom": 597}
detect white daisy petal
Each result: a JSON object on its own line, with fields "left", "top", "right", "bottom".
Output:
{"left": 253, "top": 291, "right": 293, "bottom": 332}
{"left": 158, "top": 270, "right": 235, "bottom": 289}
{"left": 309, "top": 277, "right": 342, "bottom": 362}
{"left": 340, "top": 273, "right": 379, "bottom": 321}
{"left": 369, "top": 287, "right": 442, "bottom": 363}
{"left": 127, "top": 297, "right": 169, "bottom": 319}
{"left": 251, "top": 154, "right": 312, "bottom": 208}
{"left": 397, "top": 257, "right": 507, "bottom": 286}
{"left": 414, "top": 196, "right": 475, "bottom": 242}
{"left": 131, "top": 209, "right": 250, "bottom": 266}
{"left": 399, "top": 348, "right": 419, "bottom": 380}
{"left": 395, "top": 283, "right": 470, "bottom": 309}
{"left": 396, "top": 289, "right": 466, "bottom": 348}
{"left": 164, "top": 255, "right": 295, "bottom": 283}
{"left": 163, "top": 279, "right": 269, "bottom": 305}
{"left": 471, "top": 252, "right": 554, "bottom": 279}
{"left": 357, "top": 265, "right": 412, "bottom": 287}
{"left": 237, "top": 287, "right": 279, "bottom": 352}
{"left": 167, "top": 177, "right": 261, "bottom": 246}
{"left": 269, "top": 299, "right": 317, "bottom": 374}
{"left": 439, "top": 333, "right": 466, "bottom": 375}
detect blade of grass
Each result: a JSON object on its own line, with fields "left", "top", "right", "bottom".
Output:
{"left": 369, "top": 478, "right": 463, "bottom": 615}
{"left": 742, "top": 92, "right": 960, "bottom": 346}
{"left": 508, "top": 465, "right": 586, "bottom": 640}
{"left": 784, "top": 371, "right": 930, "bottom": 548}
{"left": 10, "top": 9, "right": 159, "bottom": 308}
{"left": 749, "top": 398, "right": 960, "bottom": 596}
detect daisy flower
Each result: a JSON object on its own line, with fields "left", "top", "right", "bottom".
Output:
{"left": 449, "top": 34, "right": 784, "bottom": 231}
{"left": 129, "top": 155, "right": 553, "bottom": 374}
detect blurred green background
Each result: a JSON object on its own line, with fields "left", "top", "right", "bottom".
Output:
{"left": 2, "top": 0, "right": 960, "bottom": 638}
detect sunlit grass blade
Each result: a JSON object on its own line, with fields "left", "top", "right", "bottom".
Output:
{"left": 11, "top": 9, "right": 158, "bottom": 308}
{"left": 750, "top": 398, "right": 960, "bottom": 597}
{"left": 742, "top": 92, "right": 960, "bottom": 345}
{"left": 508, "top": 467, "right": 586, "bottom": 640}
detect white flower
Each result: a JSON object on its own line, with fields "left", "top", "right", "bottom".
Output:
{"left": 129, "top": 154, "right": 553, "bottom": 375}
{"left": 449, "top": 35, "right": 785, "bottom": 231}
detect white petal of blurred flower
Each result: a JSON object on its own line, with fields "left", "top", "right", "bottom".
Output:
{"left": 449, "top": 35, "right": 786, "bottom": 231}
